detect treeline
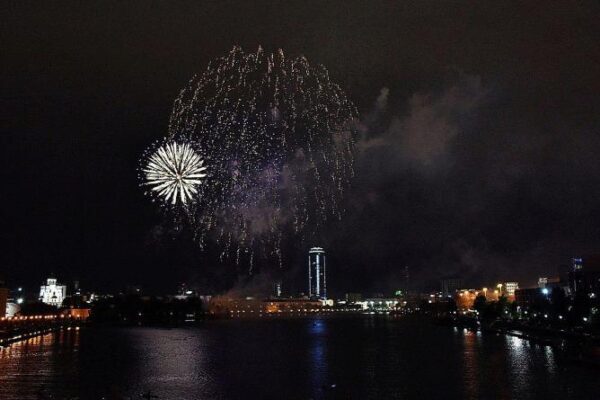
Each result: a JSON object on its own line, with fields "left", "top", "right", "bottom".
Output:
{"left": 424, "top": 288, "right": 599, "bottom": 334}
{"left": 90, "top": 295, "right": 206, "bottom": 326}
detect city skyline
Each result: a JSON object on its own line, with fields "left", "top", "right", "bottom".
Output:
{"left": 2, "top": 253, "right": 594, "bottom": 302}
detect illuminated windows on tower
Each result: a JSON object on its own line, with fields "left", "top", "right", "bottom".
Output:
{"left": 308, "top": 247, "right": 327, "bottom": 299}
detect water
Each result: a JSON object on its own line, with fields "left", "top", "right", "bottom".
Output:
{"left": 0, "top": 318, "right": 598, "bottom": 400}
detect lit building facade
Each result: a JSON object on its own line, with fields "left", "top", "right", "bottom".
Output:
{"left": 357, "top": 298, "right": 400, "bottom": 312}
{"left": 39, "top": 276, "right": 67, "bottom": 307}
{"left": 504, "top": 282, "right": 519, "bottom": 297}
{"left": 538, "top": 276, "right": 560, "bottom": 290}
{"left": 5, "top": 302, "right": 20, "bottom": 318}
{"left": 308, "top": 247, "right": 327, "bottom": 299}
{"left": 208, "top": 297, "right": 324, "bottom": 316}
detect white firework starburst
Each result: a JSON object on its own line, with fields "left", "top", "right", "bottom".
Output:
{"left": 143, "top": 141, "right": 207, "bottom": 205}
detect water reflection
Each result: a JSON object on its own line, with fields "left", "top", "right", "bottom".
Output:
{"left": 505, "top": 335, "right": 531, "bottom": 398}
{"left": 135, "top": 330, "right": 200, "bottom": 393}
{"left": 0, "top": 321, "right": 599, "bottom": 400}
{"left": 308, "top": 318, "right": 328, "bottom": 398}
{"left": 102, "top": 328, "right": 217, "bottom": 399}
{"left": 0, "top": 329, "right": 80, "bottom": 400}
{"left": 461, "top": 331, "right": 480, "bottom": 400}
{"left": 544, "top": 346, "right": 556, "bottom": 374}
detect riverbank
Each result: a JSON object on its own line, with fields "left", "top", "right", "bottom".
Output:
{"left": 437, "top": 315, "right": 600, "bottom": 368}
{"left": 0, "top": 315, "right": 86, "bottom": 347}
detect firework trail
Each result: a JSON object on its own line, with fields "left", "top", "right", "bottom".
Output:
{"left": 143, "top": 46, "right": 357, "bottom": 271}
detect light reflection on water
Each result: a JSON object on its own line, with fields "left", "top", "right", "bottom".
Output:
{"left": 0, "top": 329, "right": 80, "bottom": 399}
{"left": 123, "top": 328, "right": 219, "bottom": 399}
{"left": 0, "top": 320, "right": 598, "bottom": 400}
{"left": 505, "top": 335, "right": 532, "bottom": 399}
{"left": 461, "top": 331, "right": 480, "bottom": 400}
{"left": 308, "top": 319, "right": 328, "bottom": 393}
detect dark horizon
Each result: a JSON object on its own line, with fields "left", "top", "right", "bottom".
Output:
{"left": 3, "top": 1, "right": 600, "bottom": 295}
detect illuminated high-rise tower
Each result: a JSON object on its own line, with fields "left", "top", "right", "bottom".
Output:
{"left": 308, "top": 247, "right": 327, "bottom": 299}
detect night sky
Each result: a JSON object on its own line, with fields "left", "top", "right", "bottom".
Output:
{"left": 3, "top": 1, "right": 600, "bottom": 295}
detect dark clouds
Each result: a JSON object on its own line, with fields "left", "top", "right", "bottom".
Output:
{"left": 2, "top": 1, "right": 600, "bottom": 294}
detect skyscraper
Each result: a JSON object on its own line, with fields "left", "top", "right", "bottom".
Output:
{"left": 569, "top": 256, "right": 600, "bottom": 295}
{"left": 308, "top": 247, "right": 327, "bottom": 299}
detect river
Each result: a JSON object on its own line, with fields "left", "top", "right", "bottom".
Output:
{"left": 0, "top": 317, "right": 598, "bottom": 399}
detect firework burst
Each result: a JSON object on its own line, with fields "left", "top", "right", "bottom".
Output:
{"left": 141, "top": 141, "right": 207, "bottom": 206}
{"left": 143, "top": 46, "right": 357, "bottom": 270}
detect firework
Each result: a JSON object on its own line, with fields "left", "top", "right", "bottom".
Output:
{"left": 142, "top": 141, "right": 207, "bottom": 206}
{"left": 144, "top": 46, "right": 357, "bottom": 269}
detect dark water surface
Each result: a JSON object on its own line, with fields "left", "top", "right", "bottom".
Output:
{"left": 0, "top": 318, "right": 598, "bottom": 400}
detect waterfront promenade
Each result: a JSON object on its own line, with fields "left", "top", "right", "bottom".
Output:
{"left": 0, "top": 314, "right": 86, "bottom": 346}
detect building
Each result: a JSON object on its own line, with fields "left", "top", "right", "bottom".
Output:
{"left": 569, "top": 256, "right": 600, "bottom": 295}
{"left": 273, "top": 280, "right": 282, "bottom": 298}
{"left": 39, "top": 276, "right": 67, "bottom": 307}
{"left": 504, "top": 282, "right": 519, "bottom": 297}
{"left": 208, "top": 296, "right": 324, "bottom": 316}
{"left": 5, "top": 302, "right": 20, "bottom": 318}
{"left": 441, "top": 277, "right": 464, "bottom": 297}
{"left": 356, "top": 298, "right": 400, "bottom": 312}
{"left": 63, "top": 308, "right": 91, "bottom": 320}
{"left": 401, "top": 266, "right": 410, "bottom": 296}
{"left": 345, "top": 293, "right": 362, "bottom": 303}
{"left": 264, "top": 298, "right": 325, "bottom": 314}
{"left": 538, "top": 276, "right": 561, "bottom": 290}
{"left": 570, "top": 257, "right": 585, "bottom": 293}
{"left": 308, "top": 247, "right": 327, "bottom": 299}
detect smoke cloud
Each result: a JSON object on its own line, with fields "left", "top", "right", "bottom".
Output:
{"left": 328, "top": 73, "right": 600, "bottom": 292}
